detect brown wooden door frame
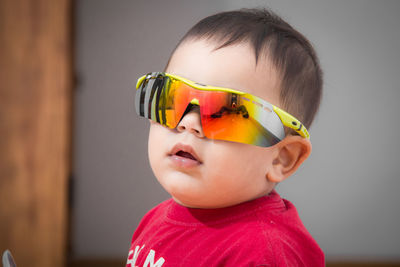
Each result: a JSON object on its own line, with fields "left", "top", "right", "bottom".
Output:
{"left": 0, "top": 1, "right": 73, "bottom": 266}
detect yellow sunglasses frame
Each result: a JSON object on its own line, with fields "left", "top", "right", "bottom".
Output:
{"left": 136, "top": 73, "right": 310, "bottom": 139}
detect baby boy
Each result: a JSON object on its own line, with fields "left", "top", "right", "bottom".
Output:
{"left": 127, "top": 8, "right": 324, "bottom": 266}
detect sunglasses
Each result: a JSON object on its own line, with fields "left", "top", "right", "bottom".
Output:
{"left": 135, "top": 72, "right": 309, "bottom": 147}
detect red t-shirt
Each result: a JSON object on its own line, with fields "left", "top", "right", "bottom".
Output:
{"left": 126, "top": 190, "right": 324, "bottom": 266}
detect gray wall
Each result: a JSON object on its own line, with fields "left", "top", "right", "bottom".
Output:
{"left": 73, "top": 0, "right": 400, "bottom": 261}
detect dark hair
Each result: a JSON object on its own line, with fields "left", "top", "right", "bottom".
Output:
{"left": 168, "top": 8, "right": 322, "bottom": 130}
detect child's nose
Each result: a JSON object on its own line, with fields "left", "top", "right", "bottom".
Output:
{"left": 176, "top": 106, "right": 205, "bottom": 138}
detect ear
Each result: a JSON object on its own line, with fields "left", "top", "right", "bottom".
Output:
{"left": 266, "top": 136, "right": 312, "bottom": 183}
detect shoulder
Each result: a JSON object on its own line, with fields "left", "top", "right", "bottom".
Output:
{"left": 225, "top": 197, "right": 324, "bottom": 266}
{"left": 259, "top": 199, "right": 325, "bottom": 266}
{"left": 141, "top": 198, "right": 173, "bottom": 221}
{"left": 130, "top": 199, "right": 173, "bottom": 239}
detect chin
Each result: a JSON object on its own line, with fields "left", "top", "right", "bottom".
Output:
{"left": 170, "top": 192, "right": 211, "bottom": 208}
{"left": 171, "top": 195, "right": 229, "bottom": 209}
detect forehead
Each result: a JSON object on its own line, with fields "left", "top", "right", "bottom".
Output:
{"left": 165, "top": 39, "right": 281, "bottom": 107}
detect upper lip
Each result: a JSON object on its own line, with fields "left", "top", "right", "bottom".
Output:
{"left": 169, "top": 143, "right": 202, "bottom": 163}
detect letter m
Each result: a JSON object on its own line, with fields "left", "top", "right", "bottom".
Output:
{"left": 143, "top": 249, "right": 165, "bottom": 267}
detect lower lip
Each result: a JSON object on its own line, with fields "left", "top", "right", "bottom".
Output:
{"left": 169, "top": 155, "right": 201, "bottom": 168}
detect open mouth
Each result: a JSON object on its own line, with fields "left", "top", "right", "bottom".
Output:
{"left": 169, "top": 143, "right": 202, "bottom": 165}
{"left": 175, "top": 150, "right": 197, "bottom": 161}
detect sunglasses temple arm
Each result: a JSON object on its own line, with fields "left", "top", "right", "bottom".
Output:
{"left": 273, "top": 106, "right": 310, "bottom": 139}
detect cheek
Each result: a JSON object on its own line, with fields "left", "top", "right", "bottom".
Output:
{"left": 204, "top": 143, "right": 271, "bottom": 184}
{"left": 148, "top": 123, "right": 169, "bottom": 165}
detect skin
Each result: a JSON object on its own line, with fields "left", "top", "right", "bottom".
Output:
{"left": 148, "top": 39, "right": 311, "bottom": 209}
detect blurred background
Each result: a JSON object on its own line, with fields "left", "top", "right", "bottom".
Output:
{"left": 1, "top": 0, "right": 400, "bottom": 266}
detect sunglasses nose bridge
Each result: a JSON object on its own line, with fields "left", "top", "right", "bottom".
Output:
{"left": 190, "top": 98, "right": 200, "bottom": 105}
{"left": 176, "top": 104, "right": 204, "bottom": 138}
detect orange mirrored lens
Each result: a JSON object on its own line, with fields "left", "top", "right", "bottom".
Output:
{"left": 168, "top": 80, "right": 281, "bottom": 146}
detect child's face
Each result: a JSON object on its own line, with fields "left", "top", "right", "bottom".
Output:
{"left": 148, "top": 39, "right": 283, "bottom": 208}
